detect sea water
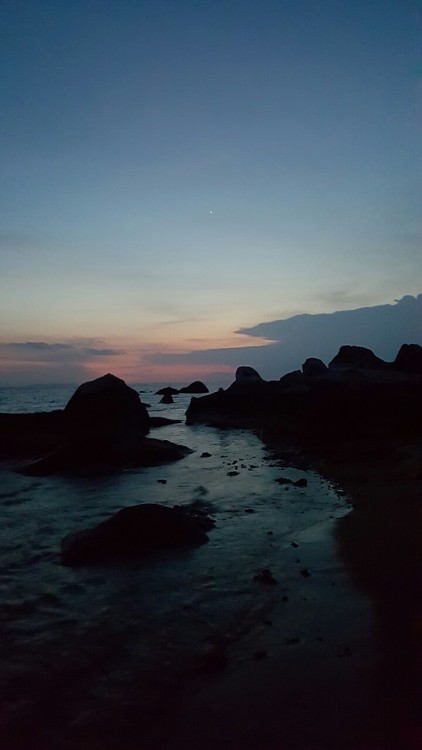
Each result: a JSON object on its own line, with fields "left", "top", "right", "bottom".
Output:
{"left": 0, "top": 383, "right": 355, "bottom": 749}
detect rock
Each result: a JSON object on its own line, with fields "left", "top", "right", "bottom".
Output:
{"left": 160, "top": 393, "right": 174, "bottom": 404}
{"left": 235, "top": 366, "right": 263, "bottom": 384}
{"left": 178, "top": 381, "right": 209, "bottom": 394}
{"left": 61, "top": 503, "right": 212, "bottom": 566}
{"left": 149, "top": 417, "right": 181, "bottom": 428}
{"left": 300, "top": 568, "right": 311, "bottom": 577}
{"left": 253, "top": 568, "right": 278, "bottom": 585}
{"left": 329, "top": 346, "right": 388, "bottom": 371}
{"left": 65, "top": 373, "right": 150, "bottom": 433}
{"left": 16, "top": 374, "right": 194, "bottom": 475}
{"left": 200, "top": 452, "right": 212, "bottom": 458}
{"left": 227, "top": 470, "right": 239, "bottom": 477}
{"left": 275, "top": 476, "right": 293, "bottom": 485}
{"left": 293, "top": 478, "right": 308, "bottom": 487}
{"left": 0, "top": 411, "right": 64, "bottom": 459}
{"left": 155, "top": 386, "right": 179, "bottom": 396}
{"left": 302, "top": 358, "right": 328, "bottom": 376}
{"left": 19, "top": 435, "right": 193, "bottom": 476}
{"left": 392, "top": 344, "right": 422, "bottom": 374}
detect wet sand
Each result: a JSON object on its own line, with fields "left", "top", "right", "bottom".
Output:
{"left": 137, "top": 438, "right": 421, "bottom": 750}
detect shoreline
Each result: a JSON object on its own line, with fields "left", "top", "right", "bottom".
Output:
{"left": 138, "top": 436, "right": 421, "bottom": 750}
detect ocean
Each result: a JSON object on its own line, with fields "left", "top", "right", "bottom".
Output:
{"left": 0, "top": 383, "right": 369, "bottom": 749}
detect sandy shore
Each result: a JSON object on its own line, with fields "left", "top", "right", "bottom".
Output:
{"left": 135, "top": 438, "right": 421, "bottom": 750}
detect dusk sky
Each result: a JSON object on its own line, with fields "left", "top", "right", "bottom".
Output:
{"left": 1, "top": 0, "right": 420, "bottom": 385}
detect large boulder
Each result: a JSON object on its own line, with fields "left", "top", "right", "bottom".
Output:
{"left": 160, "top": 393, "right": 174, "bottom": 404}
{"left": 235, "top": 366, "right": 263, "bottom": 384}
{"left": 302, "top": 358, "right": 328, "bottom": 377}
{"left": 155, "top": 386, "right": 179, "bottom": 396}
{"left": 329, "top": 346, "right": 388, "bottom": 371}
{"left": 61, "top": 503, "right": 213, "bottom": 566}
{"left": 178, "top": 381, "right": 209, "bottom": 394}
{"left": 17, "top": 374, "right": 193, "bottom": 475}
{"left": 64, "top": 373, "right": 150, "bottom": 434}
{"left": 392, "top": 344, "right": 422, "bottom": 374}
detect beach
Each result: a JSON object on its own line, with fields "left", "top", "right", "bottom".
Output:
{"left": 0, "top": 383, "right": 420, "bottom": 749}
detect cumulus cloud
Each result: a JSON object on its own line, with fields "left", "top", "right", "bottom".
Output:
{"left": 150, "top": 295, "right": 422, "bottom": 379}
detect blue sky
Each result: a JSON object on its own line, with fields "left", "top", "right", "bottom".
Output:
{"left": 1, "top": 1, "right": 420, "bottom": 384}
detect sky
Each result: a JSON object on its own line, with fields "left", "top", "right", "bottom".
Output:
{"left": 1, "top": 0, "right": 421, "bottom": 386}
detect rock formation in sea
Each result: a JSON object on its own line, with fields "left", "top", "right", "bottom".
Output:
{"left": 185, "top": 345, "right": 422, "bottom": 445}
{"left": 156, "top": 386, "right": 179, "bottom": 396}
{"left": 156, "top": 381, "right": 209, "bottom": 395}
{"left": 178, "top": 381, "right": 209, "bottom": 394}
{"left": 0, "top": 373, "right": 192, "bottom": 474}
{"left": 61, "top": 502, "right": 214, "bottom": 566}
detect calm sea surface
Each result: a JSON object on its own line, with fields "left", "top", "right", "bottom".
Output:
{"left": 0, "top": 383, "right": 360, "bottom": 749}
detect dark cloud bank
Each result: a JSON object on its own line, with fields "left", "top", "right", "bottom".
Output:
{"left": 152, "top": 295, "right": 422, "bottom": 379}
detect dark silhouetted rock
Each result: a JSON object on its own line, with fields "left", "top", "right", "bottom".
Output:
{"left": 392, "top": 344, "right": 422, "bottom": 374}
{"left": 155, "top": 386, "right": 179, "bottom": 396}
{"left": 149, "top": 417, "right": 181, "bottom": 428}
{"left": 279, "top": 370, "right": 303, "bottom": 385}
{"left": 178, "top": 381, "right": 209, "bottom": 394}
{"left": 160, "top": 393, "right": 174, "bottom": 404}
{"left": 14, "top": 373, "right": 194, "bottom": 475}
{"left": 186, "top": 344, "right": 422, "bottom": 444}
{"left": 275, "top": 476, "right": 293, "bottom": 485}
{"left": 65, "top": 373, "right": 149, "bottom": 433}
{"left": 235, "top": 366, "right": 263, "bottom": 384}
{"left": 329, "top": 346, "right": 388, "bottom": 371}
{"left": 19, "top": 436, "right": 193, "bottom": 476}
{"left": 61, "top": 502, "right": 212, "bottom": 566}
{"left": 302, "top": 358, "right": 328, "bottom": 376}
{"left": 0, "top": 411, "right": 64, "bottom": 458}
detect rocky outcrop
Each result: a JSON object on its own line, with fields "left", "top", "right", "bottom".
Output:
{"left": 329, "top": 346, "right": 388, "bottom": 371}
{"left": 160, "top": 393, "right": 174, "bottom": 404}
{"left": 302, "top": 358, "right": 328, "bottom": 376}
{"left": 186, "top": 345, "right": 422, "bottom": 444}
{"left": 61, "top": 502, "right": 214, "bottom": 566}
{"left": 178, "top": 381, "right": 209, "bottom": 394}
{"left": 4, "top": 373, "right": 193, "bottom": 474}
{"left": 156, "top": 382, "right": 209, "bottom": 395}
{"left": 0, "top": 411, "right": 64, "bottom": 458}
{"left": 64, "top": 373, "right": 149, "bottom": 433}
{"left": 235, "top": 366, "right": 263, "bottom": 384}
{"left": 392, "top": 344, "right": 422, "bottom": 374}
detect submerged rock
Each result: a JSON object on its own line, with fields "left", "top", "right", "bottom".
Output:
{"left": 61, "top": 502, "right": 213, "bottom": 566}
